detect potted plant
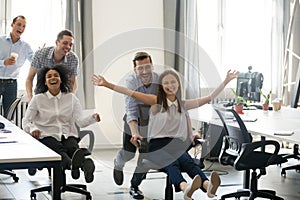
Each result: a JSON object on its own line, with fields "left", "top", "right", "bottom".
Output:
{"left": 231, "top": 88, "right": 244, "bottom": 114}
{"left": 258, "top": 88, "right": 272, "bottom": 111}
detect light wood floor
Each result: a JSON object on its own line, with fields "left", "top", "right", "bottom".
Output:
{"left": 0, "top": 148, "right": 300, "bottom": 200}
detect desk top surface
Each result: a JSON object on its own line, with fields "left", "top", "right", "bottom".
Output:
{"left": 0, "top": 116, "right": 61, "bottom": 164}
{"left": 189, "top": 104, "right": 300, "bottom": 144}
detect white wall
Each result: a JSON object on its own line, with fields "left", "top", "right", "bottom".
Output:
{"left": 90, "top": 0, "right": 165, "bottom": 149}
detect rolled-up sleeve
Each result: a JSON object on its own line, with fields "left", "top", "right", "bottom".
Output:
{"left": 125, "top": 75, "right": 139, "bottom": 123}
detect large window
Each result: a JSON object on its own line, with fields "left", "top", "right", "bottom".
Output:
{"left": 1, "top": 0, "right": 66, "bottom": 91}
{"left": 197, "top": 0, "right": 273, "bottom": 90}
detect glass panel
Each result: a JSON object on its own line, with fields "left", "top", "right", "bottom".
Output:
{"left": 6, "top": 0, "right": 66, "bottom": 91}
{"left": 197, "top": 0, "right": 273, "bottom": 90}
{"left": 222, "top": 0, "right": 272, "bottom": 90}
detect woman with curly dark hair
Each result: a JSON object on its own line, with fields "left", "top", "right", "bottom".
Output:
{"left": 23, "top": 65, "right": 100, "bottom": 183}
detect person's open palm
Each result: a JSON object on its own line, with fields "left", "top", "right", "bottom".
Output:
{"left": 226, "top": 70, "right": 239, "bottom": 82}
{"left": 92, "top": 74, "right": 107, "bottom": 86}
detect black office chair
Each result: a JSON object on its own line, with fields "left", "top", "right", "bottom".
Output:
{"left": 280, "top": 144, "right": 300, "bottom": 176}
{"left": 215, "top": 108, "right": 287, "bottom": 200}
{"left": 136, "top": 104, "right": 203, "bottom": 200}
{"left": 30, "top": 129, "right": 95, "bottom": 200}
{"left": 0, "top": 97, "right": 22, "bottom": 182}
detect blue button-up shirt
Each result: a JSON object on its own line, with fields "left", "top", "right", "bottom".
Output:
{"left": 125, "top": 71, "right": 159, "bottom": 123}
{"left": 0, "top": 34, "right": 34, "bottom": 79}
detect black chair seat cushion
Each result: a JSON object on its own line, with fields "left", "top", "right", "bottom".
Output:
{"left": 235, "top": 151, "right": 287, "bottom": 170}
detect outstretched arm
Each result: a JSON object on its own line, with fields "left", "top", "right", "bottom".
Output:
{"left": 92, "top": 74, "right": 157, "bottom": 105}
{"left": 185, "top": 70, "right": 239, "bottom": 110}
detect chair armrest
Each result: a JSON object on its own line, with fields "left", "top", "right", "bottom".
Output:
{"left": 239, "top": 140, "right": 280, "bottom": 165}
{"left": 240, "top": 140, "right": 280, "bottom": 155}
{"left": 79, "top": 130, "right": 95, "bottom": 153}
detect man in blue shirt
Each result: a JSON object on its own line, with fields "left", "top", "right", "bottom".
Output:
{"left": 113, "top": 52, "right": 159, "bottom": 199}
{"left": 25, "top": 29, "right": 79, "bottom": 101}
{"left": 0, "top": 15, "right": 33, "bottom": 117}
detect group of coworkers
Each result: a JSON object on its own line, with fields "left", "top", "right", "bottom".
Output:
{"left": 1, "top": 15, "right": 240, "bottom": 200}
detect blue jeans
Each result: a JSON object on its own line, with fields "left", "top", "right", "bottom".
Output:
{"left": 149, "top": 138, "right": 208, "bottom": 192}
{"left": 164, "top": 152, "right": 208, "bottom": 192}
{"left": 0, "top": 80, "right": 17, "bottom": 118}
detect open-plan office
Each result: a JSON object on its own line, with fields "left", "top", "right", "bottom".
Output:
{"left": 1, "top": 0, "right": 300, "bottom": 199}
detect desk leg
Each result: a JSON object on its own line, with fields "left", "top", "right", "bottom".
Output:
{"left": 260, "top": 136, "right": 266, "bottom": 152}
{"left": 243, "top": 169, "right": 250, "bottom": 189}
{"left": 52, "top": 165, "right": 62, "bottom": 200}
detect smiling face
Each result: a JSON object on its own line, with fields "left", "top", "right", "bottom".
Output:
{"left": 45, "top": 69, "right": 62, "bottom": 95}
{"left": 161, "top": 74, "right": 179, "bottom": 100}
{"left": 10, "top": 17, "right": 26, "bottom": 41}
{"left": 134, "top": 57, "right": 153, "bottom": 86}
{"left": 55, "top": 35, "right": 74, "bottom": 56}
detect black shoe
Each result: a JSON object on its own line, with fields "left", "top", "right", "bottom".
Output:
{"left": 82, "top": 158, "right": 95, "bottom": 183}
{"left": 113, "top": 160, "right": 123, "bottom": 185}
{"left": 129, "top": 186, "right": 144, "bottom": 199}
{"left": 28, "top": 168, "right": 37, "bottom": 176}
{"left": 71, "top": 148, "right": 86, "bottom": 179}
{"left": 71, "top": 168, "right": 80, "bottom": 179}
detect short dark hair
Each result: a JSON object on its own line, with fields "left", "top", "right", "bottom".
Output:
{"left": 12, "top": 15, "right": 26, "bottom": 24}
{"left": 35, "top": 65, "right": 71, "bottom": 94}
{"left": 132, "top": 52, "right": 152, "bottom": 67}
{"left": 57, "top": 29, "right": 74, "bottom": 41}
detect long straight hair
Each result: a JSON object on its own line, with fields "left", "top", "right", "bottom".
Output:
{"left": 156, "top": 69, "right": 183, "bottom": 113}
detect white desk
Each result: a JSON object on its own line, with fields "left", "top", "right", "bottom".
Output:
{"left": 0, "top": 116, "right": 62, "bottom": 199}
{"left": 189, "top": 104, "right": 300, "bottom": 144}
{"left": 189, "top": 104, "right": 300, "bottom": 189}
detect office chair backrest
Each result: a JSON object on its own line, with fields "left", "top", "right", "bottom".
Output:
{"left": 6, "top": 97, "right": 22, "bottom": 121}
{"left": 137, "top": 104, "right": 151, "bottom": 152}
{"left": 76, "top": 125, "right": 95, "bottom": 153}
{"left": 137, "top": 104, "right": 152, "bottom": 140}
{"left": 214, "top": 108, "right": 252, "bottom": 163}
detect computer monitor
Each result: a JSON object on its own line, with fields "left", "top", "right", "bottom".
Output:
{"left": 236, "top": 68, "right": 263, "bottom": 102}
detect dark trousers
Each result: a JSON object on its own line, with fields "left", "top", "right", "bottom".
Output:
{"left": 39, "top": 136, "right": 80, "bottom": 170}
{"left": 0, "top": 80, "right": 17, "bottom": 118}
{"left": 114, "top": 115, "right": 147, "bottom": 187}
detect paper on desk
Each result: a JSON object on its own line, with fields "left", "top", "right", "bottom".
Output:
{"left": 0, "top": 132, "right": 18, "bottom": 143}
{"left": 274, "top": 130, "right": 294, "bottom": 136}
{"left": 234, "top": 115, "right": 258, "bottom": 122}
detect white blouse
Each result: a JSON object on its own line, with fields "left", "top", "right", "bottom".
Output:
{"left": 23, "top": 91, "right": 96, "bottom": 141}
{"left": 147, "top": 99, "right": 188, "bottom": 141}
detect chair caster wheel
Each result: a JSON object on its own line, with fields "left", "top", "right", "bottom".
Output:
{"left": 30, "top": 192, "right": 36, "bottom": 200}
{"left": 13, "top": 176, "right": 19, "bottom": 182}
{"left": 281, "top": 170, "right": 286, "bottom": 177}
{"left": 86, "top": 194, "right": 92, "bottom": 200}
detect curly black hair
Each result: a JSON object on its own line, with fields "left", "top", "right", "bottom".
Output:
{"left": 34, "top": 65, "right": 71, "bottom": 94}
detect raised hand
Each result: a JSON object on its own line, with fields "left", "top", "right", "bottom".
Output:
{"left": 225, "top": 70, "right": 239, "bottom": 82}
{"left": 92, "top": 74, "right": 107, "bottom": 87}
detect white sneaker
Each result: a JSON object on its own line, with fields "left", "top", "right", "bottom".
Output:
{"left": 207, "top": 171, "right": 221, "bottom": 198}
{"left": 183, "top": 175, "right": 202, "bottom": 200}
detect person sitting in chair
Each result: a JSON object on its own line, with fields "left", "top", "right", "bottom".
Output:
{"left": 93, "top": 69, "right": 239, "bottom": 199}
{"left": 23, "top": 65, "right": 100, "bottom": 183}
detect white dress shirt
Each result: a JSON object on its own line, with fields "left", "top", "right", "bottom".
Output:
{"left": 23, "top": 91, "right": 96, "bottom": 141}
